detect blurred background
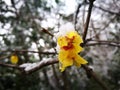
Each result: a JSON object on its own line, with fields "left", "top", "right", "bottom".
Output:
{"left": 0, "top": 0, "right": 120, "bottom": 90}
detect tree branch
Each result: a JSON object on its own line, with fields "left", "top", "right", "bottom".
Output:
{"left": 82, "top": 0, "right": 109, "bottom": 90}
{"left": 0, "top": 57, "right": 109, "bottom": 89}
{"left": 82, "top": 0, "right": 95, "bottom": 43}
{"left": 2, "top": 50, "right": 57, "bottom": 55}
{"left": 82, "top": 65, "right": 109, "bottom": 90}
{"left": 94, "top": 5, "right": 120, "bottom": 16}
{"left": 42, "top": 28, "right": 54, "bottom": 37}
{"left": 85, "top": 40, "right": 120, "bottom": 47}
{"left": 86, "top": 42, "right": 120, "bottom": 47}
{"left": 19, "top": 58, "right": 109, "bottom": 89}
{"left": 0, "top": 62, "right": 22, "bottom": 70}
{"left": 20, "top": 59, "right": 58, "bottom": 74}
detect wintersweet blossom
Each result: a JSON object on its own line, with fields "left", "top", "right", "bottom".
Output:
{"left": 56, "top": 23, "right": 88, "bottom": 72}
{"left": 10, "top": 55, "right": 18, "bottom": 64}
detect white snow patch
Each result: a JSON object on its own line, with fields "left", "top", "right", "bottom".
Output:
{"left": 54, "top": 23, "right": 75, "bottom": 52}
{"left": 54, "top": 23, "right": 75, "bottom": 38}
{"left": 19, "top": 58, "right": 53, "bottom": 71}
{"left": 44, "top": 48, "right": 55, "bottom": 52}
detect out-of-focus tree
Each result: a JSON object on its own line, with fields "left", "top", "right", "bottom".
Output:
{"left": 0, "top": 0, "right": 120, "bottom": 90}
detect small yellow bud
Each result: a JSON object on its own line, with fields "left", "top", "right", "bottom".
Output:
{"left": 10, "top": 55, "right": 18, "bottom": 64}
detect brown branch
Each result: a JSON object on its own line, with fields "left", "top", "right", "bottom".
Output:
{"left": 15, "top": 50, "right": 57, "bottom": 54}
{"left": 22, "top": 59, "right": 58, "bottom": 74}
{"left": 0, "top": 62, "right": 22, "bottom": 70}
{"left": 0, "top": 59, "right": 58, "bottom": 74}
{"left": 88, "top": 15, "right": 117, "bottom": 40}
{"left": 85, "top": 40, "right": 120, "bottom": 47}
{"left": 0, "top": 55, "right": 10, "bottom": 60}
{"left": 74, "top": 0, "right": 89, "bottom": 30}
{"left": 86, "top": 42, "right": 120, "bottom": 48}
{"left": 89, "top": 40, "right": 120, "bottom": 44}
{"left": 82, "top": 65, "right": 109, "bottom": 90}
{"left": 61, "top": 71, "right": 71, "bottom": 90}
{"left": 2, "top": 50, "right": 57, "bottom": 55}
{"left": 42, "top": 28, "right": 54, "bottom": 37}
{"left": 75, "top": 1, "right": 85, "bottom": 30}
{"left": 82, "top": 0, "right": 109, "bottom": 90}
{"left": 94, "top": 5, "right": 120, "bottom": 16}
{"left": 82, "top": 0, "right": 95, "bottom": 42}
{"left": 0, "top": 56, "right": 109, "bottom": 89}
{"left": 19, "top": 58, "right": 109, "bottom": 89}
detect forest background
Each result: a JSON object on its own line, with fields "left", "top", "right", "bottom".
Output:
{"left": 0, "top": 0, "right": 120, "bottom": 90}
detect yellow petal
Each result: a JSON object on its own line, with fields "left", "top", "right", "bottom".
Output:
{"left": 67, "top": 31, "right": 76, "bottom": 38}
{"left": 59, "top": 66, "right": 66, "bottom": 72}
{"left": 67, "top": 31, "right": 83, "bottom": 44}
{"left": 73, "top": 44, "right": 83, "bottom": 53}
{"left": 59, "top": 58, "right": 73, "bottom": 72}
{"left": 74, "top": 55, "right": 88, "bottom": 67}
{"left": 58, "top": 36, "right": 67, "bottom": 47}
{"left": 75, "top": 34, "right": 83, "bottom": 43}
{"left": 58, "top": 53, "right": 73, "bottom": 67}
{"left": 58, "top": 50, "right": 68, "bottom": 62}
{"left": 58, "top": 50, "right": 73, "bottom": 71}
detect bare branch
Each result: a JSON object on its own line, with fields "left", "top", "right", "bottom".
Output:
{"left": 85, "top": 40, "right": 120, "bottom": 47}
{"left": 89, "top": 40, "right": 120, "bottom": 44}
{"left": 20, "top": 59, "right": 58, "bottom": 74}
{"left": 42, "top": 28, "right": 54, "bottom": 37}
{"left": 0, "top": 55, "right": 10, "bottom": 60}
{"left": 2, "top": 50, "right": 57, "bottom": 55}
{"left": 94, "top": 5, "right": 120, "bottom": 16}
{"left": 86, "top": 42, "right": 120, "bottom": 48}
{"left": 19, "top": 58, "right": 109, "bottom": 89}
{"left": 82, "top": 65, "right": 109, "bottom": 90}
{"left": 0, "top": 62, "right": 21, "bottom": 70}
{"left": 74, "top": 0, "right": 89, "bottom": 30}
{"left": 82, "top": 0, "right": 95, "bottom": 43}
{"left": 0, "top": 57, "right": 109, "bottom": 89}
{"left": 82, "top": 0, "right": 109, "bottom": 89}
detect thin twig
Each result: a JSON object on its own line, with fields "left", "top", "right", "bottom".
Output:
{"left": 86, "top": 42, "right": 120, "bottom": 48}
{"left": 2, "top": 50, "right": 57, "bottom": 55}
{"left": 82, "top": 0, "right": 95, "bottom": 42}
{"left": 88, "top": 40, "right": 120, "bottom": 44}
{"left": 0, "top": 62, "right": 22, "bottom": 70}
{"left": 94, "top": 5, "right": 120, "bottom": 16}
{"left": 85, "top": 39, "right": 120, "bottom": 47}
{"left": 74, "top": 2, "right": 83, "bottom": 30}
{"left": 74, "top": 0, "right": 88, "bottom": 30}
{"left": 0, "top": 55, "right": 10, "bottom": 60}
{"left": 42, "top": 28, "right": 54, "bottom": 37}
{"left": 88, "top": 15, "right": 117, "bottom": 40}
{"left": 0, "top": 57, "right": 109, "bottom": 90}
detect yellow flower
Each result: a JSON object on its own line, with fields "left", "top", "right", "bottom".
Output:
{"left": 57, "top": 31, "right": 88, "bottom": 72}
{"left": 10, "top": 55, "right": 18, "bottom": 64}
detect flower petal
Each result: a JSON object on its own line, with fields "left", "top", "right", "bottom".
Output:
{"left": 73, "top": 44, "right": 83, "bottom": 52}
{"left": 58, "top": 36, "right": 68, "bottom": 47}
{"left": 59, "top": 58, "right": 73, "bottom": 72}
{"left": 74, "top": 55, "right": 88, "bottom": 67}
{"left": 58, "top": 52, "right": 73, "bottom": 66}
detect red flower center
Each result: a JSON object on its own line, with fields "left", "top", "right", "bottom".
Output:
{"left": 62, "top": 36, "right": 75, "bottom": 50}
